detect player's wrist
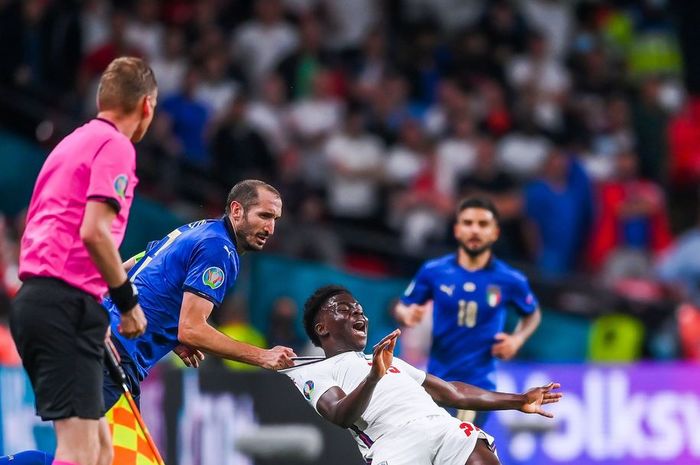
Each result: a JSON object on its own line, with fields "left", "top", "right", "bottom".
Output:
{"left": 110, "top": 279, "right": 139, "bottom": 314}
{"left": 366, "top": 371, "right": 382, "bottom": 384}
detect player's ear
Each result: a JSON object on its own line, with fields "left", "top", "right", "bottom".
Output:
{"left": 315, "top": 322, "right": 329, "bottom": 339}
{"left": 230, "top": 201, "right": 244, "bottom": 222}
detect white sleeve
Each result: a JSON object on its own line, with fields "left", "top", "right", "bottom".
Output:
{"left": 392, "top": 357, "right": 427, "bottom": 385}
{"left": 283, "top": 364, "right": 338, "bottom": 412}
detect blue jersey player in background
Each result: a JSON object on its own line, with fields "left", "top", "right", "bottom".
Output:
{"left": 0, "top": 180, "right": 297, "bottom": 465}
{"left": 394, "top": 197, "right": 541, "bottom": 427}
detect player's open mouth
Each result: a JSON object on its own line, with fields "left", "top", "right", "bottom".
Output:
{"left": 352, "top": 320, "right": 367, "bottom": 335}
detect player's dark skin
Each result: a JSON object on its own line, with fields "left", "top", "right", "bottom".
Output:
{"left": 311, "top": 292, "right": 562, "bottom": 465}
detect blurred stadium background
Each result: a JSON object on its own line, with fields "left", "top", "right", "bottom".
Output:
{"left": 1, "top": 0, "right": 699, "bottom": 464}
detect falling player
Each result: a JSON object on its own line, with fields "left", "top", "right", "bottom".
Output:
{"left": 285, "top": 285, "right": 560, "bottom": 465}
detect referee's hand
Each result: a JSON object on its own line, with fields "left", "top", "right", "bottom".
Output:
{"left": 118, "top": 304, "right": 147, "bottom": 338}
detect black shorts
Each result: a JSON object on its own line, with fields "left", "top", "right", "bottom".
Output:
{"left": 10, "top": 277, "right": 110, "bottom": 421}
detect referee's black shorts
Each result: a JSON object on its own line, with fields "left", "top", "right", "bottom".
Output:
{"left": 10, "top": 277, "right": 110, "bottom": 421}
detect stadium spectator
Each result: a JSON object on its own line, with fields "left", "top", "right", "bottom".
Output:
{"left": 77, "top": 10, "right": 143, "bottom": 112}
{"left": 276, "top": 194, "right": 345, "bottom": 267}
{"left": 323, "top": 105, "right": 385, "bottom": 226}
{"left": 390, "top": 137, "right": 453, "bottom": 252}
{"left": 588, "top": 150, "right": 673, "bottom": 275}
{"left": 525, "top": 146, "right": 594, "bottom": 275}
{"left": 233, "top": 0, "right": 298, "bottom": 86}
{"left": 266, "top": 297, "right": 306, "bottom": 355}
{"left": 148, "top": 27, "right": 187, "bottom": 96}
{"left": 631, "top": 76, "right": 671, "bottom": 182}
{"left": 458, "top": 136, "right": 528, "bottom": 261}
{"left": 435, "top": 113, "right": 477, "bottom": 198}
{"left": 210, "top": 93, "right": 277, "bottom": 190}
{"left": 656, "top": 211, "right": 700, "bottom": 307}
{"left": 159, "top": 66, "right": 211, "bottom": 167}
{"left": 124, "top": 0, "right": 164, "bottom": 61}
{"left": 246, "top": 73, "right": 289, "bottom": 155}
{"left": 219, "top": 298, "right": 268, "bottom": 372}
{"left": 194, "top": 50, "right": 240, "bottom": 117}
{"left": 276, "top": 13, "right": 332, "bottom": 100}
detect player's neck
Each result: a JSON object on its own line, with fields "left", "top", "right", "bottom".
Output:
{"left": 457, "top": 248, "right": 492, "bottom": 271}
{"left": 322, "top": 344, "right": 356, "bottom": 359}
{"left": 96, "top": 111, "right": 138, "bottom": 139}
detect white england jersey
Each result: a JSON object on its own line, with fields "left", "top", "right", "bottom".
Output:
{"left": 284, "top": 351, "right": 452, "bottom": 458}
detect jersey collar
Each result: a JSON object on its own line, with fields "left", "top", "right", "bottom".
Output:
{"left": 223, "top": 215, "right": 238, "bottom": 247}
{"left": 454, "top": 251, "right": 496, "bottom": 270}
{"left": 94, "top": 117, "right": 118, "bottom": 131}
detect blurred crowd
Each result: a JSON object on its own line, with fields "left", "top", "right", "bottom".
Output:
{"left": 1, "top": 0, "right": 700, "bottom": 360}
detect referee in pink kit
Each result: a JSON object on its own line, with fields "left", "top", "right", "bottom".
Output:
{"left": 10, "top": 57, "right": 156, "bottom": 465}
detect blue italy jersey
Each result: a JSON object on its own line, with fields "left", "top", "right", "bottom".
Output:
{"left": 104, "top": 217, "right": 240, "bottom": 379}
{"left": 400, "top": 254, "right": 538, "bottom": 390}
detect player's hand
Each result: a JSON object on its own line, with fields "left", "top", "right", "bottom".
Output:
{"left": 174, "top": 344, "right": 205, "bottom": 368}
{"left": 491, "top": 332, "right": 523, "bottom": 360}
{"left": 368, "top": 329, "right": 400, "bottom": 382}
{"left": 260, "top": 346, "right": 296, "bottom": 370}
{"left": 518, "top": 382, "right": 562, "bottom": 418}
{"left": 395, "top": 304, "right": 428, "bottom": 327}
{"left": 118, "top": 303, "right": 147, "bottom": 338}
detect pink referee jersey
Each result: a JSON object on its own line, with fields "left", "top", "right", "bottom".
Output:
{"left": 19, "top": 118, "right": 138, "bottom": 300}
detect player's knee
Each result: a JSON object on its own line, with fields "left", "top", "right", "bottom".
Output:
{"left": 465, "top": 439, "right": 500, "bottom": 465}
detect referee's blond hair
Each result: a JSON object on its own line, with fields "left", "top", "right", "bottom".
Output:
{"left": 97, "top": 57, "right": 157, "bottom": 113}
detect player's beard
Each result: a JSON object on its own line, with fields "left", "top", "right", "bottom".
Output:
{"left": 459, "top": 240, "right": 493, "bottom": 258}
{"left": 236, "top": 215, "right": 269, "bottom": 252}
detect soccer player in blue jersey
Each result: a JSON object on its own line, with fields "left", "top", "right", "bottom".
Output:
{"left": 101, "top": 179, "right": 296, "bottom": 411}
{"left": 394, "top": 197, "right": 541, "bottom": 427}
{"left": 0, "top": 179, "right": 296, "bottom": 465}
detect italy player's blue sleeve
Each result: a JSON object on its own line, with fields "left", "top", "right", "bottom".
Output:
{"left": 509, "top": 276, "right": 539, "bottom": 315}
{"left": 400, "top": 264, "right": 433, "bottom": 305}
{"left": 182, "top": 238, "right": 237, "bottom": 307}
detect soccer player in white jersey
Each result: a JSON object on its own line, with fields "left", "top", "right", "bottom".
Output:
{"left": 284, "top": 285, "right": 562, "bottom": 465}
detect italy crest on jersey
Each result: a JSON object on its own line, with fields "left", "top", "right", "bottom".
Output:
{"left": 202, "top": 267, "right": 225, "bottom": 289}
{"left": 486, "top": 285, "right": 501, "bottom": 307}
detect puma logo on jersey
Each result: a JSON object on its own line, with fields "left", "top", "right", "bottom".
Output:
{"left": 439, "top": 284, "right": 455, "bottom": 296}
{"left": 223, "top": 245, "right": 235, "bottom": 258}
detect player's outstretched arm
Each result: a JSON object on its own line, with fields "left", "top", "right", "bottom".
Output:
{"left": 317, "top": 329, "right": 401, "bottom": 428}
{"left": 422, "top": 376, "right": 562, "bottom": 417}
{"left": 178, "top": 292, "right": 296, "bottom": 369}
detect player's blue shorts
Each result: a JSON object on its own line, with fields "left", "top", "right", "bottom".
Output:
{"left": 102, "top": 337, "right": 142, "bottom": 414}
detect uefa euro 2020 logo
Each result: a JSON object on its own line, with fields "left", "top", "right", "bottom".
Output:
{"left": 202, "top": 267, "right": 225, "bottom": 290}
{"left": 113, "top": 174, "right": 128, "bottom": 198}
{"left": 303, "top": 380, "right": 314, "bottom": 400}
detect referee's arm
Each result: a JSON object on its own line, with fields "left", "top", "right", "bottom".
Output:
{"left": 81, "top": 201, "right": 147, "bottom": 338}
{"left": 80, "top": 201, "right": 129, "bottom": 287}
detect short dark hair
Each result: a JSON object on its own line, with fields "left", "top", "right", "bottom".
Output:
{"left": 224, "top": 179, "right": 281, "bottom": 214}
{"left": 303, "top": 285, "right": 351, "bottom": 346}
{"left": 456, "top": 196, "right": 500, "bottom": 224}
{"left": 97, "top": 57, "right": 157, "bottom": 113}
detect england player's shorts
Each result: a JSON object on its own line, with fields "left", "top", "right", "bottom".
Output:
{"left": 367, "top": 415, "right": 496, "bottom": 465}
{"left": 10, "top": 277, "right": 110, "bottom": 421}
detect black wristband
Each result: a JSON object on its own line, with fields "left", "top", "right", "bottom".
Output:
{"left": 109, "top": 279, "right": 138, "bottom": 314}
